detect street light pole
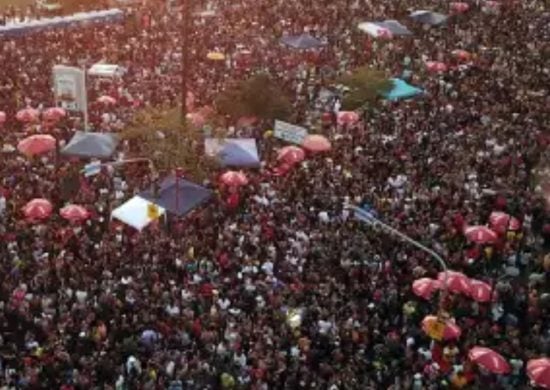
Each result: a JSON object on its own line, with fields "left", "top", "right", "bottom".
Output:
{"left": 347, "top": 204, "right": 449, "bottom": 311}
{"left": 181, "top": 0, "right": 191, "bottom": 125}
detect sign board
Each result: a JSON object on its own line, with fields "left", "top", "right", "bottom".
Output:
{"left": 274, "top": 120, "right": 308, "bottom": 145}
{"left": 53, "top": 65, "right": 87, "bottom": 112}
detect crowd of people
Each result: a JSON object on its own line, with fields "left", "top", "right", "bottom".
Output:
{"left": 0, "top": 0, "right": 549, "bottom": 388}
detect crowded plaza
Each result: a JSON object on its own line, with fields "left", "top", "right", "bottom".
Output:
{"left": 0, "top": 0, "right": 549, "bottom": 388}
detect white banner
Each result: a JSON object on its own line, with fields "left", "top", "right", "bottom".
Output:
{"left": 53, "top": 65, "right": 87, "bottom": 112}
{"left": 274, "top": 120, "right": 308, "bottom": 145}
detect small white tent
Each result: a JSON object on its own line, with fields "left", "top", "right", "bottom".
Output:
{"left": 111, "top": 196, "right": 165, "bottom": 231}
{"left": 88, "top": 63, "right": 126, "bottom": 78}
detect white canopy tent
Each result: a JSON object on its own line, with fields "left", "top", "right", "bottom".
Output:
{"left": 88, "top": 63, "right": 126, "bottom": 78}
{"left": 111, "top": 196, "right": 165, "bottom": 231}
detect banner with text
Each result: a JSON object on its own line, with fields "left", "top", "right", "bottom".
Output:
{"left": 274, "top": 120, "right": 308, "bottom": 145}
{"left": 53, "top": 65, "right": 87, "bottom": 112}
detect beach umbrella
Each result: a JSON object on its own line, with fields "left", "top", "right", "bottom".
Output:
{"left": 22, "top": 198, "right": 53, "bottom": 220}
{"left": 60, "top": 204, "right": 91, "bottom": 222}
{"left": 17, "top": 134, "right": 56, "bottom": 156}
{"left": 337, "top": 111, "right": 360, "bottom": 126}
{"left": 412, "top": 278, "right": 441, "bottom": 300}
{"left": 410, "top": 10, "right": 448, "bottom": 26}
{"left": 527, "top": 358, "right": 550, "bottom": 389}
{"left": 357, "top": 22, "right": 393, "bottom": 39}
{"left": 207, "top": 52, "right": 225, "bottom": 61}
{"left": 302, "top": 134, "right": 332, "bottom": 152}
{"left": 16, "top": 108, "right": 39, "bottom": 122}
{"left": 489, "top": 211, "right": 521, "bottom": 233}
{"left": 464, "top": 225, "right": 499, "bottom": 244}
{"left": 97, "top": 95, "right": 117, "bottom": 105}
{"left": 468, "top": 347, "right": 511, "bottom": 375}
{"left": 466, "top": 279, "right": 493, "bottom": 303}
{"left": 43, "top": 107, "right": 66, "bottom": 122}
{"left": 278, "top": 146, "right": 305, "bottom": 165}
{"left": 422, "top": 315, "right": 462, "bottom": 341}
{"left": 220, "top": 171, "right": 248, "bottom": 187}
{"left": 425, "top": 61, "right": 448, "bottom": 73}
{"left": 437, "top": 271, "right": 470, "bottom": 294}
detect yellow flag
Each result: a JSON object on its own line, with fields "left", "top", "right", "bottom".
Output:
{"left": 147, "top": 203, "right": 160, "bottom": 220}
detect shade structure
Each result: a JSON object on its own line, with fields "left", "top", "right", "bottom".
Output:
{"left": 527, "top": 358, "right": 550, "bottom": 389}
{"left": 206, "top": 51, "right": 225, "bottom": 61}
{"left": 220, "top": 171, "right": 248, "bottom": 187}
{"left": 412, "top": 278, "right": 441, "bottom": 300}
{"left": 138, "top": 174, "right": 212, "bottom": 217}
{"left": 337, "top": 111, "right": 360, "bottom": 126}
{"left": 16, "top": 108, "right": 39, "bottom": 122}
{"left": 489, "top": 211, "right": 521, "bottom": 233}
{"left": 468, "top": 347, "right": 511, "bottom": 375}
{"left": 302, "top": 134, "right": 332, "bottom": 152}
{"left": 437, "top": 271, "right": 470, "bottom": 294}
{"left": 111, "top": 196, "right": 166, "bottom": 231}
{"left": 277, "top": 146, "right": 305, "bottom": 165}
{"left": 422, "top": 315, "right": 462, "bottom": 341}
{"left": 464, "top": 225, "right": 499, "bottom": 244}
{"left": 466, "top": 279, "right": 493, "bottom": 303}
{"left": 410, "top": 10, "right": 448, "bottom": 25}
{"left": 17, "top": 134, "right": 56, "bottom": 156}
{"left": 376, "top": 20, "right": 413, "bottom": 36}
{"left": 280, "top": 33, "right": 325, "bottom": 49}
{"left": 22, "top": 198, "right": 53, "bottom": 220}
{"left": 97, "top": 95, "right": 117, "bottom": 105}
{"left": 382, "top": 78, "right": 423, "bottom": 101}
{"left": 61, "top": 131, "right": 119, "bottom": 159}
{"left": 204, "top": 138, "right": 260, "bottom": 168}
{"left": 357, "top": 22, "right": 393, "bottom": 38}
{"left": 43, "top": 107, "right": 66, "bottom": 121}
{"left": 425, "top": 61, "right": 448, "bottom": 73}
{"left": 60, "top": 204, "right": 90, "bottom": 222}
{"left": 0, "top": 111, "right": 6, "bottom": 123}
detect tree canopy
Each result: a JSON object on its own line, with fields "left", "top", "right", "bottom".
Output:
{"left": 337, "top": 67, "right": 392, "bottom": 111}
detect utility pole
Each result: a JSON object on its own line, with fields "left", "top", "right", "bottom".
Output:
{"left": 181, "top": 0, "right": 191, "bottom": 125}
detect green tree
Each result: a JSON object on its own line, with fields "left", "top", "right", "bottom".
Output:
{"left": 216, "top": 73, "right": 292, "bottom": 121}
{"left": 337, "top": 67, "right": 392, "bottom": 111}
{"left": 120, "top": 107, "right": 219, "bottom": 181}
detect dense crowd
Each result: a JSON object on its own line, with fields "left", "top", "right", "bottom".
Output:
{"left": 0, "top": 0, "right": 549, "bottom": 388}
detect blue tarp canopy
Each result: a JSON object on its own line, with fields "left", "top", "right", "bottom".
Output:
{"left": 61, "top": 131, "right": 119, "bottom": 158}
{"left": 382, "top": 78, "right": 424, "bottom": 101}
{"left": 280, "top": 33, "right": 325, "bottom": 49}
{"left": 139, "top": 175, "right": 212, "bottom": 217}
{"left": 205, "top": 138, "right": 260, "bottom": 168}
{"left": 376, "top": 20, "right": 413, "bottom": 36}
{"left": 409, "top": 10, "right": 448, "bottom": 26}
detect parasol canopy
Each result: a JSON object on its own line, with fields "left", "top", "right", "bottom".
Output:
{"left": 17, "top": 134, "right": 56, "bottom": 156}
{"left": 220, "top": 171, "right": 248, "bottom": 187}
{"left": 425, "top": 61, "right": 448, "bottom": 72}
{"left": 410, "top": 10, "right": 448, "bottom": 26}
{"left": 43, "top": 107, "right": 66, "bottom": 121}
{"left": 437, "top": 270, "right": 471, "bottom": 294}
{"left": 302, "top": 134, "right": 332, "bottom": 152}
{"left": 466, "top": 279, "right": 493, "bottom": 303}
{"left": 412, "top": 278, "right": 442, "bottom": 300}
{"left": 527, "top": 358, "right": 550, "bottom": 389}
{"left": 489, "top": 211, "right": 521, "bottom": 233}
{"left": 464, "top": 225, "right": 499, "bottom": 244}
{"left": 22, "top": 198, "right": 53, "bottom": 220}
{"left": 278, "top": 145, "right": 305, "bottom": 165}
{"left": 468, "top": 347, "right": 511, "bottom": 375}
{"left": 97, "top": 95, "right": 117, "bottom": 105}
{"left": 60, "top": 204, "right": 91, "bottom": 222}
{"left": 337, "top": 111, "right": 360, "bottom": 126}
{"left": 422, "top": 315, "right": 462, "bottom": 341}
{"left": 16, "top": 108, "right": 39, "bottom": 123}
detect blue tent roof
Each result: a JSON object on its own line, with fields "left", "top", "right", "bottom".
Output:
{"left": 205, "top": 138, "right": 260, "bottom": 168}
{"left": 382, "top": 78, "right": 424, "bottom": 101}
{"left": 280, "top": 34, "right": 325, "bottom": 49}
{"left": 61, "top": 131, "right": 119, "bottom": 158}
{"left": 139, "top": 175, "right": 212, "bottom": 217}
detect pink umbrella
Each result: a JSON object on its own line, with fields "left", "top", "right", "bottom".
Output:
{"left": 452, "top": 49, "right": 472, "bottom": 61}
{"left": 527, "top": 358, "right": 550, "bottom": 389}
{"left": 17, "top": 134, "right": 56, "bottom": 156}
{"left": 337, "top": 111, "right": 360, "bottom": 126}
{"left": 22, "top": 198, "right": 53, "bottom": 220}
{"left": 16, "top": 108, "right": 39, "bottom": 123}
{"left": 302, "top": 134, "right": 332, "bottom": 152}
{"left": 220, "top": 171, "right": 248, "bottom": 187}
{"left": 43, "top": 107, "right": 66, "bottom": 121}
{"left": 421, "top": 315, "right": 462, "bottom": 341}
{"left": 489, "top": 211, "right": 521, "bottom": 233}
{"left": 425, "top": 61, "right": 448, "bottom": 73}
{"left": 412, "top": 278, "right": 441, "bottom": 300}
{"left": 278, "top": 146, "right": 305, "bottom": 165}
{"left": 437, "top": 271, "right": 471, "bottom": 294}
{"left": 464, "top": 225, "right": 499, "bottom": 244}
{"left": 60, "top": 205, "right": 90, "bottom": 222}
{"left": 97, "top": 95, "right": 117, "bottom": 105}
{"left": 468, "top": 347, "right": 511, "bottom": 375}
{"left": 450, "top": 2, "right": 470, "bottom": 13}
{"left": 0, "top": 111, "right": 6, "bottom": 124}
{"left": 466, "top": 279, "right": 493, "bottom": 303}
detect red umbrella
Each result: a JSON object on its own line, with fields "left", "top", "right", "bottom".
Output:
{"left": 421, "top": 315, "right": 462, "bottom": 341}
{"left": 278, "top": 146, "right": 305, "bottom": 165}
{"left": 60, "top": 205, "right": 90, "bottom": 222}
{"left": 16, "top": 108, "right": 39, "bottom": 122}
{"left": 336, "top": 111, "right": 360, "bottom": 126}
{"left": 0, "top": 111, "right": 6, "bottom": 124}
{"left": 17, "top": 134, "right": 56, "bottom": 156}
{"left": 43, "top": 107, "right": 66, "bottom": 121}
{"left": 22, "top": 198, "right": 53, "bottom": 220}
{"left": 489, "top": 211, "right": 521, "bottom": 233}
{"left": 302, "top": 134, "right": 331, "bottom": 152}
{"left": 527, "top": 358, "right": 550, "bottom": 389}
{"left": 464, "top": 225, "right": 499, "bottom": 244}
{"left": 466, "top": 279, "right": 493, "bottom": 303}
{"left": 97, "top": 95, "right": 117, "bottom": 105}
{"left": 450, "top": 2, "right": 470, "bottom": 13}
{"left": 412, "top": 278, "right": 441, "bottom": 300}
{"left": 437, "top": 270, "right": 470, "bottom": 294}
{"left": 468, "top": 347, "right": 511, "bottom": 374}
{"left": 220, "top": 171, "right": 248, "bottom": 187}
{"left": 425, "top": 61, "right": 448, "bottom": 73}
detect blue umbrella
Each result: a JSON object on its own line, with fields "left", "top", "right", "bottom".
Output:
{"left": 280, "top": 33, "right": 325, "bottom": 50}
{"left": 375, "top": 20, "right": 413, "bottom": 36}
{"left": 382, "top": 78, "right": 424, "bottom": 101}
{"left": 410, "top": 10, "right": 448, "bottom": 26}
